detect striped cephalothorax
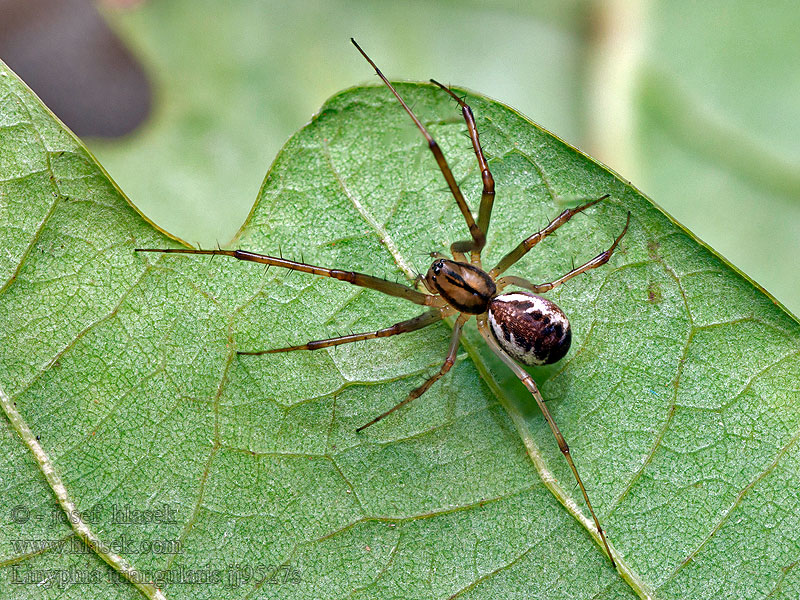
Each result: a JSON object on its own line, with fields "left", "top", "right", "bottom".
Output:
{"left": 135, "top": 39, "right": 630, "bottom": 568}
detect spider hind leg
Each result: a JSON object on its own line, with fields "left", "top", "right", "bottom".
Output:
{"left": 476, "top": 315, "right": 616, "bottom": 568}
{"left": 496, "top": 212, "right": 631, "bottom": 294}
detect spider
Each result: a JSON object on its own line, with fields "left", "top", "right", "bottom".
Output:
{"left": 136, "top": 39, "right": 629, "bottom": 567}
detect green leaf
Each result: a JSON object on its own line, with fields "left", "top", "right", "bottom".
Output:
{"left": 2, "top": 58, "right": 799, "bottom": 600}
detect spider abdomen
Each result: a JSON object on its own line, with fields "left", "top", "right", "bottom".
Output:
{"left": 488, "top": 292, "right": 571, "bottom": 366}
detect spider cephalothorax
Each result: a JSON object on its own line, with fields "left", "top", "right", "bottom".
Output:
{"left": 423, "top": 258, "right": 495, "bottom": 314}
{"left": 135, "top": 39, "right": 630, "bottom": 567}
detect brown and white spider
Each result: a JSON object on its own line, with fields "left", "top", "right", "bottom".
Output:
{"left": 137, "top": 39, "right": 629, "bottom": 567}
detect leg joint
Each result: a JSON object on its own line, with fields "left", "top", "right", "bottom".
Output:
{"left": 331, "top": 269, "right": 355, "bottom": 283}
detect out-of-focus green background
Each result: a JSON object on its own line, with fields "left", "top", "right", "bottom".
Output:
{"left": 3, "top": 0, "right": 798, "bottom": 316}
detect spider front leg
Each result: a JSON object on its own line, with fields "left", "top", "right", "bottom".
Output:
{"left": 356, "top": 312, "right": 470, "bottom": 432}
{"left": 239, "top": 307, "right": 453, "bottom": 355}
{"left": 490, "top": 194, "right": 611, "bottom": 278}
{"left": 496, "top": 212, "right": 630, "bottom": 294}
{"left": 476, "top": 315, "right": 616, "bottom": 567}
{"left": 134, "top": 247, "right": 446, "bottom": 308}
{"left": 430, "top": 79, "right": 496, "bottom": 253}
{"left": 351, "top": 39, "right": 486, "bottom": 258}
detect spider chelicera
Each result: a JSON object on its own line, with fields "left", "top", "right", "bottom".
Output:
{"left": 136, "top": 39, "right": 629, "bottom": 567}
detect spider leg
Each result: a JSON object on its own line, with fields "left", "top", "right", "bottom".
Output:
{"left": 239, "top": 307, "right": 452, "bottom": 355}
{"left": 134, "top": 248, "right": 446, "bottom": 308}
{"left": 430, "top": 79, "right": 495, "bottom": 253}
{"left": 490, "top": 195, "right": 610, "bottom": 278}
{"left": 356, "top": 312, "right": 469, "bottom": 432}
{"left": 476, "top": 316, "right": 616, "bottom": 567}
{"left": 351, "top": 39, "right": 485, "bottom": 257}
{"left": 495, "top": 212, "right": 630, "bottom": 294}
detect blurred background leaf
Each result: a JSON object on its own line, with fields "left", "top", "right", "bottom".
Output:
{"left": 2, "top": 0, "right": 796, "bottom": 314}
